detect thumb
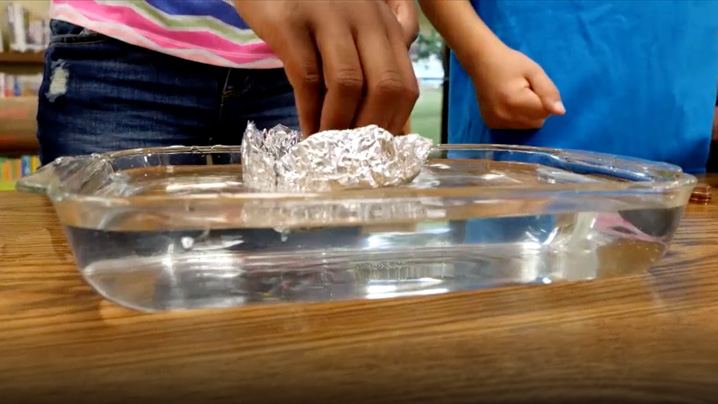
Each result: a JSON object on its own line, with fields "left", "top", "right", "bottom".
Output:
{"left": 527, "top": 68, "right": 565, "bottom": 115}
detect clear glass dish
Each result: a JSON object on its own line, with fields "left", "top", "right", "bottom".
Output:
{"left": 17, "top": 145, "right": 696, "bottom": 312}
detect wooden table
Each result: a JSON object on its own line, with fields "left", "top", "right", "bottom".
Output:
{"left": 1, "top": 177, "right": 717, "bottom": 404}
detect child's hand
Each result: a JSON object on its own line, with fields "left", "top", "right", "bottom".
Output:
{"left": 469, "top": 46, "right": 565, "bottom": 129}
{"left": 234, "top": 1, "right": 418, "bottom": 137}
{"left": 385, "top": 0, "right": 420, "bottom": 47}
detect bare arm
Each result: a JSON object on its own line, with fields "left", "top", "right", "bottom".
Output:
{"left": 418, "top": 0, "right": 504, "bottom": 72}
{"left": 418, "top": 0, "right": 565, "bottom": 129}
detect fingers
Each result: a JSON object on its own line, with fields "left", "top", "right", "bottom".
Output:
{"left": 352, "top": 5, "right": 418, "bottom": 134}
{"left": 314, "top": 24, "right": 364, "bottom": 132}
{"left": 316, "top": 1, "right": 417, "bottom": 135}
{"left": 386, "top": 0, "right": 419, "bottom": 46}
{"left": 483, "top": 81, "right": 547, "bottom": 129}
{"left": 486, "top": 71, "right": 563, "bottom": 129}
{"left": 380, "top": 4, "right": 420, "bottom": 133}
{"left": 513, "top": 87, "right": 550, "bottom": 127}
{"left": 251, "top": 1, "right": 418, "bottom": 135}
{"left": 352, "top": 28, "right": 398, "bottom": 131}
{"left": 278, "top": 29, "right": 323, "bottom": 136}
{"left": 526, "top": 67, "right": 565, "bottom": 115}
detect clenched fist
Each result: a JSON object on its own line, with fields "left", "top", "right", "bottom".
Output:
{"left": 470, "top": 45, "right": 565, "bottom": 130}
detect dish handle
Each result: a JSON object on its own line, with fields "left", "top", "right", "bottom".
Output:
{"left": 16, "top": 155, "right": 101, "bottom": 194}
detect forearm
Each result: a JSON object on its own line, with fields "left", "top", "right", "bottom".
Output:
{"left": 418, "top": 0, "right": 505, "bottom": 71}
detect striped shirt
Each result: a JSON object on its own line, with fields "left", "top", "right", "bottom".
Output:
{"left": 50, "top": 0, "right": 281, "bottom": 69}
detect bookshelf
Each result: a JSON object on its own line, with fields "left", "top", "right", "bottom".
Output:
{"left": 0, "top": 0, "right": 48, "bottom": 190}
{"left": 0, "top": 51, "right": 44, "bottom": 65}
{"left": 0, "top": 95, "right": 38, "bottom": 144}
{"left": 0, "top": 94, "right": 40, "bottom": 190}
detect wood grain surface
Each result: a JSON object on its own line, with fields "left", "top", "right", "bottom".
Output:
{"left": 0, "top": 177, "right": 717, "bottom": 404}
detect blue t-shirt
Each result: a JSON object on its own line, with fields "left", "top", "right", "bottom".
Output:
{"left": 449, "top": 0, "right": 718, "bottom": 173}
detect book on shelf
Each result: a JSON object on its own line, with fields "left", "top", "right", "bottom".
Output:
{"left": 0, "top": 155, "right": 40, "bottom": 183}
{"left": 0, "top": 72, "right": 43, "bottom": 97}
{"left": 4, "top": 3, "right": 50, "bottom": 53}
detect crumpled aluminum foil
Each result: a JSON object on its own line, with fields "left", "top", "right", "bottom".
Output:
{"left": 241, "top": 123, "right": 302, "bottom": 192}
{"left": 241, "top": 122, "right": 433, "bottom": 192}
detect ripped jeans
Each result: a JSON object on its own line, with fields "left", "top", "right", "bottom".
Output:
{"left": 37, "top": 20, "right": 298, "bottom": 165}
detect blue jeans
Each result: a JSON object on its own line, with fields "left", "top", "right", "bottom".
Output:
{"left": 37, "top": 20, "right": 298, "bottom": 165}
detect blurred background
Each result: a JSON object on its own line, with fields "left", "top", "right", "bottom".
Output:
{"left": 0, "top": 0, "right": 49, "bottom": 190}
{"left": 410, "top": 10, "right": 446, "bottom": 144}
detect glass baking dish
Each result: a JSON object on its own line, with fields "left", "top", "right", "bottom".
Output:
{"left": 17, "top": 145, "right": 696, "bottom": 312}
